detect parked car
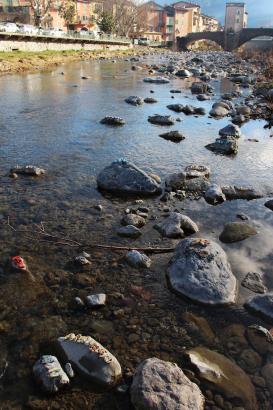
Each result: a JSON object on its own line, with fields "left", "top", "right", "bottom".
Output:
{"left": 42, "top": 28, "right": 65, "bottom": 37}
{"left": 19, "top": 24, "right": 39, "bottom": 35}
{"left": 138, "top": 37, "right": 150, "bottom": 45}
{"left": 0, "top": 22, "right": 20, "bottom": 33}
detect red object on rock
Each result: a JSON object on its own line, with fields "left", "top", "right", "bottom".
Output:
{"left": 11, "top": 256, "right": 27, "bottom": 271}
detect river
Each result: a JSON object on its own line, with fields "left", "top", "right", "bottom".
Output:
{"left": 0, "top": 54, "right": 273, "bottom": 409}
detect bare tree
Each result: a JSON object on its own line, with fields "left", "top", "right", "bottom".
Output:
{"left": 103, "top": 0, "right": 146, "bottom": 37}
{"left": 29, "top": 0, "right": 52, "bottom": 27}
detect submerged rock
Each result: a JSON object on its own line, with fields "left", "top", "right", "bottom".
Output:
{"left": 125, "top": 250, "right": 151, "bottom": 268}
{"left": 155, "top": 212, "right": 198, "bottom": 239}
{"left": 219, "top": 123, "right": 241, "bottom": 138}
{"left": 148, "top": 115, "right": 175, "bottom": 126}
{"left": 131, "top": 357, "right": 204, "bottom": 410}
{"left": 125, "top": 96, "right": 144, "bottom": 106}
{"left": 245, "top": 293, "right": 273, "bottom": 322}
{"left": 159, "top": 130, "right": 185, "bottom": 142}
{"left": 219, "top": 222, "right": 257, "bottom": 243}
{"left": 33, "top": 355, "right": 69, "bottom": 393}
{"left": 184, "top": 347, "right": 258, "bottom": 410}
{"left": 117, "top": 225, "right": 142, "bottom": 238}
{"left": 143, "top": 77, "right": 170, "bottom": 84}
{"left": 204, "top": 184, "right": 226, "bottom": 205}
{"left": 222, "top": 185, "right": 263, "bottom": 200}
{"left": 97, "top": 160, "right": 162, "bottom": 196}
{"left": 167, "top": 238, "right": 237, "bottom": 305}
{"left": 10, "top": 165, "right": 45, "bottom": 176}
{"left": 206, "top": 136, "right": 238, "bottom": 155}
{"left": 121, "top": 214, "right": 146, "bottom": 228}
{"left": 247, "top": 325, "right": 273, "bottom": 355}
{"left": 57, "top": 333, "right": 122, "bottom": 387}
{"left": 100, "top": 116, "right": 125, "bottom": 126}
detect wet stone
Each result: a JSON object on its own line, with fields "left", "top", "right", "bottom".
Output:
{"left": 184, "top": 347, "right": 258, "bottom": 410}
{"left": 245, "top": 293, "right": 273, "bottom": 322}
{"left": 125, "top": 250, "right": 151, "bottom": 268}
{"left": 121, "top": 214, "right": 146, "bottom": 228}
{"left": 131, "top": 357, "right": 204, "bottom": 410}
{"left": 242, "top": 272, "right": 267, "bottom": 294}
{"left": 219, "top": 222, "right": 257, "bottom": 243}
{"left": 33, "top": 355, "right": 69, "bottom": 393}
{"left": 10, "top": 165, "right": 45, "bottom": 176}
{"left": 57, "top": 333, "right": 121, "bottom": 387}
{"left": 148, "top": 115, "right": 175, "bottom": 126}
{"left": 117, "top": 225, "right": 142, "bottom": 238}
{"left": 154, "top": 212, "right": 198, "bottom": 239}
{"left": 100, "top": 116, "right": 125, "bottom": 126}
{"left": 247, "top": 325, "right": 273, "bottom": 355}
{"left": 125, "top": 96, "right": 144, "bottom": 106}
{"left": 167, "top": 238, "right": 237, "bottom": 305}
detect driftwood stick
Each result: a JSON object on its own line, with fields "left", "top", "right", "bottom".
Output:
{"left": 6, "top": 218, "right": 175, "bottom": 254}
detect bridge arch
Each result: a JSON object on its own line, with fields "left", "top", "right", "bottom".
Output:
{"left": 177, "top": 31, "right": 225, "bottom": 51}
{"left": 236, "top": 28, "right": 273, "bottom": 49}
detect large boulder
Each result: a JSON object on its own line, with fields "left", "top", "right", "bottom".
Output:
{"left": 219, "top": 222, "right": 257, "bottom": 243}
{"left": 97, "top": 160, "right": 162, "bottom": 196}
{"left": 57, "top": 333, "right": 122, "bottom": 387}
{"left": 131, "top": 358, "right": 204, "bottom": 410}
{"left": 184, "top": 348, "right": 258, "bottom": 410}
{"left": 154, "top": 212, "right": 198, "bottom": 239}
{"left": 167, "top": 238, "right": 237, "bottom": 305}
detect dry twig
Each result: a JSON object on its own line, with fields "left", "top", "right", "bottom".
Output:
{"left": 6, "top": 217, "right": 175, "bottom": 254}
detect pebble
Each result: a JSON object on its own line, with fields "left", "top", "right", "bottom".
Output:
{"left": 86, "top": 293, "right": 106, "bottom": 307}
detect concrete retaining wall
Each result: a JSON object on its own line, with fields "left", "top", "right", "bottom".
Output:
{"left": 0, "top": 40, "right": 131, "bottom": 52}
{"left": 0, "top": 33, "right": 132, "bottom": 52}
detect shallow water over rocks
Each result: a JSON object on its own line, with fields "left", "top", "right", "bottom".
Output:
{"left": 0, "top": 53, "right": 273, "bottom": 409}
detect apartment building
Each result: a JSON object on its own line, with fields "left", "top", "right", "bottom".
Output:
{"left": 201, "top": 14, "right": 220, "bottom": 32}
{"left": 225, "top": 2, "right": 248, "bottom": 33}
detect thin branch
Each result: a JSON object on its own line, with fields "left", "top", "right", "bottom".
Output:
{"left": 6, "top": 218, "right": 175, "bottom": 254}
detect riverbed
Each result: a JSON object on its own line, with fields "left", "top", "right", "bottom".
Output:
{"left": 0, "top": 53, "right": 273, "bottom": 409}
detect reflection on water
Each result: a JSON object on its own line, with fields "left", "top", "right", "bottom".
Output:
{"left": 0, "top": 55, "right": 273, "bottom": 408}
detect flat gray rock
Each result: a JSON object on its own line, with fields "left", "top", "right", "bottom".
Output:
{"left": 131, "top": 357, "right": 204, "bottom": 410}
{"left": 222, "top": 185, "right": 263, "bottom": 200}
{"left": 86, "top": 294, "right": 106, "bottom": 307}
{"left": 242, "top": 272, "right": 267, "bottom": 294}
{"left": 245, "top": 293, "right": 273, "bottom": 321}
{"left": 97, "top": 160, "right": 162, "bottom": 196}
{"left": 167, "top": 238, "right": 237, "bottom": 305}
{"left": 155, "top": 212, "right": 198, "bottom": 239}
{"left": 57, "top": 333, "right": 122, "bottom": 387}
{"left": 143, "top": 77, "right": 170, "bottom": 84}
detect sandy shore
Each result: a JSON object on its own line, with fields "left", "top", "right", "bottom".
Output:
{"left": 0, "top": 46, "right": 168, "bottom": 75}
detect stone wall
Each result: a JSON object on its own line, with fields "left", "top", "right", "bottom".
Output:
{"left": 0, "top": 39, "right": 132, "bottom": 52}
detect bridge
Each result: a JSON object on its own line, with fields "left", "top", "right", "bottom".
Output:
{"left": 177, "top": 28, "right": 273, "bottom": 52}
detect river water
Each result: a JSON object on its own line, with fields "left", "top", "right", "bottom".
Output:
{"left": 0, "top": 54, "right": 273, "bottom": 409}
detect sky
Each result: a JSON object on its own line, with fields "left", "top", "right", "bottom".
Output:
{"left": 157, "top": 0, "right": 273, "bottom": 27}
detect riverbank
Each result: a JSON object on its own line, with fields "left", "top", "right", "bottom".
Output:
{"left": 0, "top": 46, "right": 168, "bottom": 75}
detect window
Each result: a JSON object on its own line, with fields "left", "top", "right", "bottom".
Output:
{"left": 237, "top": 10, "right": 240, "bottom": 15}
{"left": 236, "top": 18, "right": 240, "bottom": 23}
